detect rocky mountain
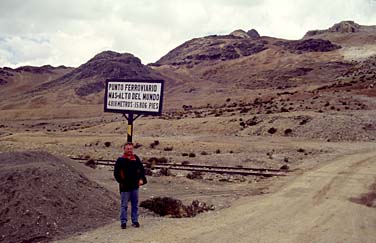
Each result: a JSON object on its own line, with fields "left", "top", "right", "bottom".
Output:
{"left": 0, "top": 20, "right": 374, "bottom": 120}
{"left": 146, "top": 21, "right": 376, "bottom": 118}
{"left": 152, "top": 33, "right": 267, "bottom": 67}
{"left": 304, "top": 21, "right": 362, "bottom": 37}
{"left": 302, "top": 21, "right": 376, "bottom": 60}
{"left": 153, "top": 27, "right": 342, "bottom": 68}
{"left": 0, "top": 65, "right": 73, "bottom": 108}
{"left": 0, "top": 51, "right": 168, "bottom": 110}
{"left": 36, "top": 51, "right": 164, "bottom": 97}
{"left": 150, "top": 26, "right": 345, "bottom": 100}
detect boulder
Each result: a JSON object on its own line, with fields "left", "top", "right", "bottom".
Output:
{"left": 247, "top": 29, "right": 260, "bottom": 38}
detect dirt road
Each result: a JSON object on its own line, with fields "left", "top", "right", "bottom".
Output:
{"left": 55, "top": 149, "right": 376, "bottom": 243}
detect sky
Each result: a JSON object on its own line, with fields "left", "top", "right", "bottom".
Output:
{"left": 0, "top": 0, "right": 375, "bottom": 68}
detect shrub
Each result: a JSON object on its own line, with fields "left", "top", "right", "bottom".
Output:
{"left": 159, "top": 168, "right": 171, "bottom": 176}
{"left": 240, "top": 108, "right": 250, "bottom": 113}
{"left": 146, "top": 157, "right": 158, "bottom": 168}
{"left": 246, "top": 116, "right": 260, "bottom": 126}
{"left": 164, "top": 146, "right": 173, "bottom": 151}
{"left": 148, "top": 157, "right": 168, "bottom": 164}
{"left": 104, "top": 141, "right": 111, "bottom": 147}
{"left": 182, "top": 153, "right": 189, "bottom": 156}
{"left": 158, "top": 157, "right": 168, "bottom": 164}
{"left": 284, "top": 128, "right": 293, "bottom": 135}
{"left": 200, "top": 151, "right": 208, "bottom": 155}
{"left": 181, "top": 161, "right": 190, "bottom": 165}
{"left": 215, "top": 149, "right": 221, "bottom": 154}
{"left": 297, "top": 148, "right": 305, "bottom": 153}
{"left": 299, "top": 119, "right": 310, "bottom": 125}
{"left": 188, "top": 153, "right": 196, "bottom": 158}
{"left": 85, "top": 159, "right": 96, "bottom": 169}
{"left": 150, "top": 140, "right": 160, "bottom": 149}
{"left": 187, "top": 171, "right": 203, "bottom": 180}
{"left": 134, "top": 143, "right": 142, "bottom": 149}
{"left": 280, "top": 164, "right": 289, "bottom": 170}
{"left": 182, "top": 105, "right": 193, "bottom": 110}
{"left": 280, "top": 107, "right": 289, "bottom": 112}
{"left": 140, "top": 197, "right": 214, "bottom": 217}
{"left": 268, "top": 127, "right": 277, "bottom": 134}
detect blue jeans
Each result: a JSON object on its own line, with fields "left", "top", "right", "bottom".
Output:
{"left": 120, "top": 189, "right": 139, "bottom": 224}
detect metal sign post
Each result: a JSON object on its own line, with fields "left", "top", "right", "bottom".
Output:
{"left": 123, "top": 112, "right": 142, "bottom": 143}
{"left": 127, "top": 113, "right": 134, "bottom": 143}
{"left": 104, "top": 79, "right": 164, "bottom": 143}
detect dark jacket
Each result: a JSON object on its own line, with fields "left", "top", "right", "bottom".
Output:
{"left": 114, "top": 155, "right": 147, "bottom": 192}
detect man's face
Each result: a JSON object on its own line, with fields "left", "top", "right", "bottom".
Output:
{"left": 124, "top": 144, "right": 133, "bottom": 154}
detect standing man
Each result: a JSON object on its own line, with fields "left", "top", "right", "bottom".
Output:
{"left": 114, "top": 142, "right": 147, "bottom": 229}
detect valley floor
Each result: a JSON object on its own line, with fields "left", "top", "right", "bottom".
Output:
{"left": 1, "top": 116, "right": 375, "bottom": 242}
{"left": 53, "top": 145, "right": 376, "bottom": 243}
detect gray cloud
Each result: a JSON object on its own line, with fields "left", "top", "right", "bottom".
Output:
{"left": 0, "top": 0, "right": 375, "bottom": 67}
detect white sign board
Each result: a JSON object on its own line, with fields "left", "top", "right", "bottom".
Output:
{"left": 104, "top": 79, "right": 164, "bottom": 115}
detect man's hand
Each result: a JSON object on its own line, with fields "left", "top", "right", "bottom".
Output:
{"left": 138, "top": 179, "right": 143, "bottom": 186}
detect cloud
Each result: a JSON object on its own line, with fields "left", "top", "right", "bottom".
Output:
{"left": 0, "top": 0, "right": 375, "bottom": 67}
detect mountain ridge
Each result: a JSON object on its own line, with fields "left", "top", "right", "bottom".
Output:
{"left": 0, "top": 20, "right": 375, "bottom": 115}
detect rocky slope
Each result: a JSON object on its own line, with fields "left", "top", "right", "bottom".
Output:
{"left": 0, "top": 21, "right": 375, "bottom": 124}
{"left": 152, "top": 28, "right": 340, "bottom": 68}
{"left": 35, "top": 51, "right": 164, "bottom": 97}
{"left": 0, "top": 51, "right": 167, "bottom": 109}
{"left": 0, "top": 65, "right": 73, "bottom": 105}
{"left": 153, "top": 31, "right": 267, "bottom": 67}
{"left": 303, "top": 20, "right": 376, "bottom": 60}
{"left": 40, "top": 51, "right": 161, "bottom": 96}
{"left": 304, "top": 20, "right": 363, "bottom": 37}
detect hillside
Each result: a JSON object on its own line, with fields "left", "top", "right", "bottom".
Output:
{"left": 0, "top": 51, "right": 167, "bottom": 111}
{"left": 0, "top": 21, "right": 374, "bottom": 129}
{"left": 150, "top": 21, "right": 375, "bottom": 110}
{"left": 36, "top": 51, "right": 164, "bottom": 97}
{"left": 303, "top": 20, "right": 376, "bottom": 60}
{"left": 0, "top": 65, "right": 73, "bottom": 109}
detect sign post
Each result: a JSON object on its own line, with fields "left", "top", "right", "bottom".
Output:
{"left": 104, "top": 79, "right": 164, "bottom": 143}
{"left": 127, "top": 113, "right": 134, "bottom": 143}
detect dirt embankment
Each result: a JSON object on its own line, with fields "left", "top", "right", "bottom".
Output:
{"left": 0, "top": 151, "right": 119, "bottom": 243}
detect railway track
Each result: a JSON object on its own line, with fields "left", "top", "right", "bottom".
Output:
{"left": 70, "top": 157, "right": 288, "bottom": 177}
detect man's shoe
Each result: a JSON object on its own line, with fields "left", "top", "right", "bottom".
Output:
{"left": 132, "top": 222, "right": 140, "bottom": 228}
{"left": 121, "top": 223, "right": 127, "bottom": 229}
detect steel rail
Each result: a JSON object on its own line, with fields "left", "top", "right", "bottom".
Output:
{"left": 70, "top": 157, "right": 288, "bottom": 177}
